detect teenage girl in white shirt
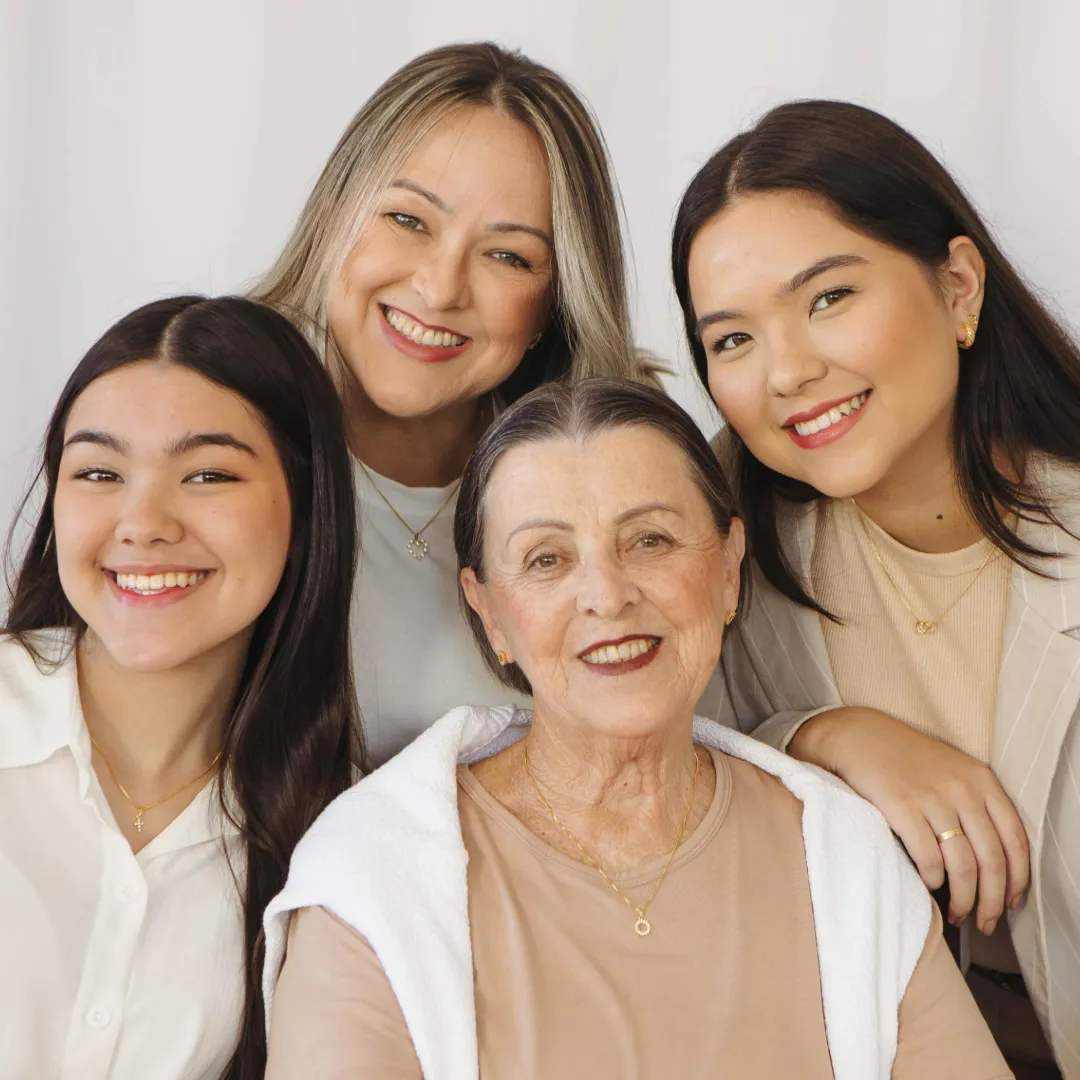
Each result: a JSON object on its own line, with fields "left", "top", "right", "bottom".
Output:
{"left": 0, "top": 295, "right": 358, "bottom": 1079}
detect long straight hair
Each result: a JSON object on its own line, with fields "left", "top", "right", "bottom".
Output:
{"left": 671, "top": 99, "right": 1080, "bottom": 612}
{"left": 5, "top": 295, "right": 360, "bottom": 1080}
{"left": 252, "top": 41, "right": 646, "bottom": 400}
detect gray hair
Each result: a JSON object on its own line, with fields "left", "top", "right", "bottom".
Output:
{"left": 251, "top": 42, "right": 649, "bottom": 399}
{"left": 454, "top": 378, "right": 746, "bottom": 694}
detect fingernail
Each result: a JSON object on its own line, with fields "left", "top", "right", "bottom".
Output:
{"left": 983, "top": 919, "right": 998, "bottom": 936}
{"left": 1009, "top": 894, "right": 1023, "bottom": 910}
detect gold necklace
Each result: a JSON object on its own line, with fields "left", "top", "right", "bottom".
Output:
{"left": 89, "top": 734, "right": 223, "bottom": 833}
{"left": 850, "top": 498, "right": 999, "bottom": 635}
{"left": 358, "top": 461, "right": 462, "bottom": 562}
{"left": 522, "top": 738, "right": 701, "bottom": 937}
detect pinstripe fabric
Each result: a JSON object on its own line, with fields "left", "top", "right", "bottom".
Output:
{"left": 703, "top": 459, "right": 1080, "bottom": 1076}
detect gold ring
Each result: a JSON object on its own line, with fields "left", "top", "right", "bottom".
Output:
{"left": 937, "top": 827, "right": 965, "bottom": 844}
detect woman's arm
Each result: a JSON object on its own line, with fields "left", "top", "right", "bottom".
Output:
{"left": 892, "top": 903, "right": 1015, "bottom": 1079}
{"left": 265, "top": 906, "right": 422, "bottom": 1080}
{"left": 791, "top": 706, "right": 1030, "bottom": 935}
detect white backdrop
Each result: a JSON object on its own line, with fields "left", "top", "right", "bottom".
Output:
{"left": 3, "top": 0, "right": 1079, "bottom": 539}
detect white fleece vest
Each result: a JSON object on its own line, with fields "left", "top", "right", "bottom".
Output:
{"left": 264, "top": 706, "right": 931, "bottom": 1080}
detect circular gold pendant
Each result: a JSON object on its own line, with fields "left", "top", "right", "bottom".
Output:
{"left": 634, "top": 917, "right": 651, "bottom": 937}
{"left": 915, "top": 620, "right": 935, "bottom": 635}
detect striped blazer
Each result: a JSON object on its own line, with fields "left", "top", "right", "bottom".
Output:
{"left": 703, "top": 458, "right": 1080, "bottom": 1076}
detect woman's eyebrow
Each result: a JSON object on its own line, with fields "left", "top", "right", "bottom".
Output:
{"left": 390, "top": 178, "right": 452, "bottom": 212}
{"left": 63, "top": 429, "right": 127, "bottom": 453}
{"left": 166, "top": 432, "right": 258, "bottom": 458}
{"left": 615, "top": 502, "right": 682, "bottom": 524}
{"left": 486, "top": 221, "right": 553, "bottom": 248}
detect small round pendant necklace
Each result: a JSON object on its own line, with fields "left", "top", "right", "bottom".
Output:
{"left": 358, "top": 462, "right": 461, "bottom": 562}
{"left": 522, "top": 739, "right": 701, "bottom": 937}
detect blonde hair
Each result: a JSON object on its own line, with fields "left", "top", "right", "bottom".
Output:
{"left": 251, "top": 42, "right": 646, "bottom": 398}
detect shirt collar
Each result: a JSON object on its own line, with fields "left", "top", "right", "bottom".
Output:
{"left": 0, "top": 629, "right": 86, "bottom": 771}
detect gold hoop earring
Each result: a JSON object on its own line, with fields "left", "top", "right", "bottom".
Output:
{"left": 527, "top": 331, "right": 544, "bottom": 350}
{"left": 724, "top": 609, "right": 737, "bottom": 626}
{"left": 958, "top": 313, "right": 978, "bottom": 350}
{"left": 496, "top": 651, "right": 510, "bottom": 665}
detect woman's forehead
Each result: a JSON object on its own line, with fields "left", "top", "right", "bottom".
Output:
{"left": 485, "top": 428, "right": 705, "bottom": 529}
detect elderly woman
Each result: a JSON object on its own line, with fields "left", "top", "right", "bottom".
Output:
{"left": 261, "top": 379, "right": 1010, "bottom": 1080}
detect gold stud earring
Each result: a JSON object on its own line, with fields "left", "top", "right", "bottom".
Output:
{"left": 496, "top": 651, "right": 510, "bottom": 665}
{"left": 724, "top": 609, "right": 737, "bottom": 626}
{"left": 958, "top": 313, "right": 978, "bottom": 350}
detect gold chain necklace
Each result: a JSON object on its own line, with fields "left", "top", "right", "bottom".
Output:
{"left": 522, "top": 738, "right": 701, "bottom": 937}
{"left": 89, "top": 734, "right": 223, "bottom": 833}
{"left": 850, "top": 498, "right": 1000, "bottom": 635}
{"left": 358, "top": 461, "right": 461, "bottom": 562}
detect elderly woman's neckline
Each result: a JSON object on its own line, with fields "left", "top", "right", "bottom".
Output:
{"left": 468, "top": 731, "right": 718, "bottom": 878}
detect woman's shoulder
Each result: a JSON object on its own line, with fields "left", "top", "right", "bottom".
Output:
{"left": 0, "top": 628, "right": 75, "bottom": 692}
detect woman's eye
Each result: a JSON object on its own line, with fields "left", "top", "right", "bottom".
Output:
{"left": 491, "top": 250, "right": 532, "bottom": 271}
{"left": 810, "top": 287, "right": 854, "bottom": 313}
{"left": 73, "top": 468, "right": 120, "bottom": 483}
{"left": 634, "top": 532, "right": 671, "bottom": 552}
{"left": 709, "top": 332, "right": 752, "bottom": 356}
{"left": 385, "top": 212, "right": 425, "bottom": 232}
{"left": 527, "top": 552, "right": 561, "bottom": 571}
{"left": 186, "top": 470, "right": 238, "bottom": 485}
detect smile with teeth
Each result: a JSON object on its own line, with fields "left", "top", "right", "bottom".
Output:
{"left": 791, "top": 392, "right": 870, "bottom": 436}
{"left": 581, "top": 637, "right": 660, "bottom": 665}
{"left": 383, "top": 306, "right": 468, "bottom": 348}
{"left": 113, "top": 570, "right": 207, "bottom": 596}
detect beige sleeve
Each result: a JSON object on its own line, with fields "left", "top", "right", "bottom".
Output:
{"left": 265, "top": 906, "right": 423, "bottom": 1080}
{"left": 892, "top": 904, "right": 1014, "bottom": 1080}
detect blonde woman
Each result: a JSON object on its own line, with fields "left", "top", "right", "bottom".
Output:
{"left": 253, "top": 43, "right": 645, "bottom": 765}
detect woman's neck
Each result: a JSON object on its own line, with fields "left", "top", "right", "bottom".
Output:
{"left": 78, "top": 633, "right": 243, "bottom": 797}
{"left": 851, "top": 414, "right": 984, "bottom": 553}
{"left": 343, "top": 377, "right": 491, "bottom": 488}
{"left": 486, "top": 706, "right": 715, "bottom": 876}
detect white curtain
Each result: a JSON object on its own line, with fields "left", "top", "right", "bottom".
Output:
{"left": 3, "top": 0, "right": 1079, "bottom": 529}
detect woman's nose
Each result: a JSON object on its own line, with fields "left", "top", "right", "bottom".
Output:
{"left": 113, "top": 485, "right": 184, "bottom": 547}
{"left": 411, "top": 243, "right": 470, "bottom": 311}
{"left": 575, "top": 553, "right": 641, "bottom": 618}
{"left": 765, "top": 336, "right": 829, "bottom": 398}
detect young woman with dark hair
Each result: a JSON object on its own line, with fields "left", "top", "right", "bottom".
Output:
{"left": 0, "top": 296, "right": 359, "bottom": 1079}
{"left": 672, "top": 100, "right": 1080, "bottom": 1078}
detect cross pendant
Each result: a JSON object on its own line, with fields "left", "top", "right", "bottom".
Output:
{"left": 134, "top": 811, "right": 145, "bottom": 833}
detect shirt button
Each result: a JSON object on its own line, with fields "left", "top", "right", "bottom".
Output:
{"left": 86, "top": 1006, "right": 111, "bottom": 1029}
{"left": 117, "top": 884, "right": 137, "bottom": 903}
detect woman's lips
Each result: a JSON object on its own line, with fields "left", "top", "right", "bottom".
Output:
{"left": 378, "top": 305, "right": 472, "bottom": 364}
{"left": 784, "top": 390, "right": 871, "bottom": 449}
{"left": 578, "top": 635, "right": 662, "bottom": 676}
{"left": 106, "top": 569, "right": 211, "bottom": 608}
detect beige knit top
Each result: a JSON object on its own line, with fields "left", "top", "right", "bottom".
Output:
{"left": 812, "top": 499, "right": 1013, "bottom": 764}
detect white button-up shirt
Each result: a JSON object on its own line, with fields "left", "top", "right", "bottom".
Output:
{"left": 0, "top": 631, "right": 245, "bottom": 1079}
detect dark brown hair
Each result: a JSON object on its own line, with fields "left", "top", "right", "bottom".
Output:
{"left": 5, "top": 295, "right": 360, "bottom": 1080}
{"left": 454, "top": 377, "right": 746, "bottom": 694}
{"left": 671, "top": 99, "right": 1080, "bottom": 613}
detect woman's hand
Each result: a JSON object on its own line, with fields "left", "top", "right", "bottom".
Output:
{"left": 788, "top": 706, "right": 1030, "bottom": 934}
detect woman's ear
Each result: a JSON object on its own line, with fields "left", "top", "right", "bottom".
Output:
{"left": 944, "top": 236, "right": 986, "bottom": 338}
{"left": 460, "top": 567, "right": 513, "bottom": 663}
{"left": 723, "top": 518, "right": 746, "bottom": 614}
